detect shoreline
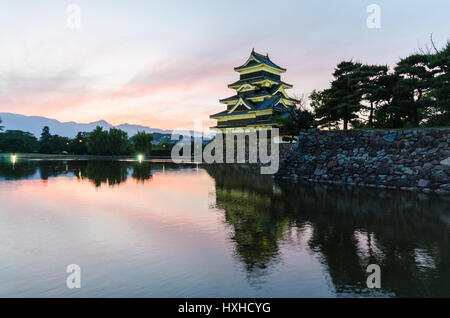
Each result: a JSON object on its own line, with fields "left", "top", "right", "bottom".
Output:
{"left": 0, "top": 154, "right": 173, "bottom": 160}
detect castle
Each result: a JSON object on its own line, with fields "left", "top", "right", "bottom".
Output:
{"left": 210, "top": 49, "right": 297, "bottom": 135}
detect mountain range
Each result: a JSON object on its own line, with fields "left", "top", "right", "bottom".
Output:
{"left": 0, "top": 112, "right": 211, "bottom": 140}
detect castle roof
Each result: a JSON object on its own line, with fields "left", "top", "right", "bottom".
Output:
{"left": 228, "top": 76, "right": 293, "bottom": 89}
{"left": 234, "top": 50, "right": 286, "bottom": 72}
{"left": 210, "top": 96, "right": 291, "bottom": 118}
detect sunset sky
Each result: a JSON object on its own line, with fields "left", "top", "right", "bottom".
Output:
{"left": 0, "top": 0, "right": 449, "bottom": 132}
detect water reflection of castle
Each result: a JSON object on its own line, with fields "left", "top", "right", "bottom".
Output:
{"left": 1, "top": 160, "right": 449, "bottom": 297}
{"left": 205, "top": 165, "right": 450, "bottom": 297}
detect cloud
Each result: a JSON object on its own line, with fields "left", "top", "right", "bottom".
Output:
{"left": 0, "top": 52, "right": 234, "bottom": 131}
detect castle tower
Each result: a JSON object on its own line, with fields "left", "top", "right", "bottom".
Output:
{"left": 210, "top": 49, "right": 297, "bottom": 135}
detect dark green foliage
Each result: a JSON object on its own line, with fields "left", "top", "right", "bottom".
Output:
{"left": 313, "top": 61, "right": 364, "bottom": 130}
{"left": 38, "top": 126, "right": 52, "bottom": 153}
{"left": 425, "top": 41, "right": 450, "bottom": 127}
{"left": 0, "top": 130, "right": 38, "bottom": 153}
{"left": 357, "top": 64, "right": 389, "bottom": 127}
{"left": 0, "top": 117, "right": 4, "bottom": 132}
{"left": 274, "top": 106, "right": 314, "bottom": 138}
{"left": 393, "top": 53, "right": 434, "bottom": 127}
{"left": 370, "top": 74, "right": 405, "bottom": 128}
{"left": 86, "top": 126, "right": 109, "bottom": 155}
{"left": 38, "top": 126, "right": 70, "bottom": 153}
{"left": 151, "top": 142, "right": 174, "bottom": 157}
{"left": 51, "top": 135, "right": 70, "bottom": 153}
{"left": 1, "top": 124, "right": 155, "bottom": 156}
{"left": 311, "top": 89, "right": 338, "bottom": 129}
{"left": 86, "top": 126, "right": 132, "bottom": 155}
{"left": 131, "top": 131, "right": 154, "bottom": 155}
{"left": 313, "top": 41, "right": 450, "bottom": 129}
{"left": 68, "top": 132, "right": 89, "bottom": 155}
{"left": 107, "top": 128, "right": 130, "bottom": 155}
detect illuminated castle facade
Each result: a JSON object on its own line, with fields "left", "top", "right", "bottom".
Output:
{"left": 210, "top": 49, "right": 297, "bottom": 134}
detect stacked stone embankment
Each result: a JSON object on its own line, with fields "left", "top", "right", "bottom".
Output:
{"left": 276, "top": 129, "right": 450, "bottom": 194}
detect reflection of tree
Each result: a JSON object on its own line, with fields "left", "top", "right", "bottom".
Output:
{"left": 278, "top": 181, "right": 450, "bottom": 297}
{"left": 38, "top": 161, "right": 73, "bottom": 180}
{"left": 0, "top": 159, "right": 38, "bottom": 180}
{"left": 81, "top": 161, "right": 129, "bottom": 187}
{"left": 207, "top": 164, "right": 450, "bottom": 297}
{"left": 131, "top": 163, "right": 153, "bottom": 183}
{"left": 0, "top": 160, "right": 158, "bottom": 188}
{"left": 76, "top": 161, "right": 157, "bottom": 186}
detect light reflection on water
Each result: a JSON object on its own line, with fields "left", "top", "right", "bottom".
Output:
{"left": 0, "top": 160, "right": 449, "bottom": 297}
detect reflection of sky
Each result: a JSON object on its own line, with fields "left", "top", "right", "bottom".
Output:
{"left": 1, "top": 1, "right": 449, "bottom": 132}
{"left": 354, "top": 230, "right": 385, "bottom": 263}
{"left": 1, "top": 161, "right": 448, "bottom": 297}
{"left": 0, "top": 168, "right": 331, "bottom": 297}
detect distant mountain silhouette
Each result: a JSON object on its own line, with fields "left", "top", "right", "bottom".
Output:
{"left": 0, "top": 112, "right": 173, "bottom": 138}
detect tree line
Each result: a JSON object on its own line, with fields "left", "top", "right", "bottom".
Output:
{"left": 0, "top": 123, "right": 155, "bottom": 156}
{"left": 280, "top": 40, "right": 449, "bottom": 133}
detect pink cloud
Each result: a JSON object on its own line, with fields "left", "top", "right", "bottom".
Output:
{"left": 0, "top": 55, "right": 235, "bottom": 131}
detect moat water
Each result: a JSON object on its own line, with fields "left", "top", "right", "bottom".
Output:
{"left": 0, "top": 159, "right": 449, "bottom": 297}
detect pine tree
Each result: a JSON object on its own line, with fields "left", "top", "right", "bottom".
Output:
{"left": 313, "top": 61, "right": 363, "bottom": 130}
{"left": 357, "top": 64, "right": 389, "bottom": 127}
{"left": 394, "top": 54, "right": 434, "bottom": 127}
{"left": 427, "top": 41, "right": 450, "bottom": 126}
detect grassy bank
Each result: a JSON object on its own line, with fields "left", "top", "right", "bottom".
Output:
{"left": 0, "top": 153, "right": 67, "bottom": 158}
{"left": 0, "top": 153, "right": 172, "bottom": 160}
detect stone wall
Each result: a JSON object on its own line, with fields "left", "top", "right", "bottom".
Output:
{"left": 276, "top": 129, "right": 450, "bottom": 194}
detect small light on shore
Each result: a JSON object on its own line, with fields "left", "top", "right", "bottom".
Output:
{"left": 11, "top": 154, "right": 17, "bottom": 164}
{"left": 137, "top": 154, "right": 144, "bottom": 163}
